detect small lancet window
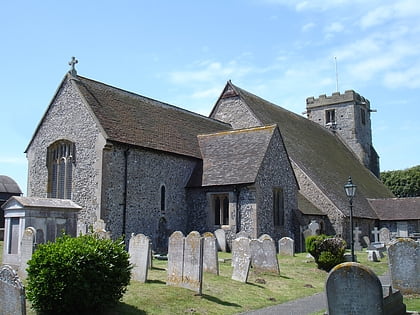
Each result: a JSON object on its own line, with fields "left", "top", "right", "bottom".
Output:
{"left": 160, "top": 185, "right": 166, "bottom": 214}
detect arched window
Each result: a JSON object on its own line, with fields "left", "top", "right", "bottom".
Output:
{"left": 47, "top": 140, "right": 75, "bottom": 199}
{"left": 212, "top": 193, "right": 230, "bottom": 226}
{"left": 160, "top": 185, "right": 166, "bottom": 214}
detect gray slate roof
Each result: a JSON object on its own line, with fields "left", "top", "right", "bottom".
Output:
{"left": 2, "top": 196, "right": 82, "bottom": 210}
{"left": 0, "top": 175, "right": 22, "bottom": 194}
{"left": 367, "top": 197, "right": 420, "bottom": 221}
{"left": 213, "top": 82, "right": 394, "bottom": 219}
{"left": 197, "top": 125, "right": 276, "bottom": 186}
{"left": 73, "top": 75, "right": 231, "bottom": 158}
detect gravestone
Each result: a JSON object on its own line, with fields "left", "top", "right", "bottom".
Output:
{"left": 308, "top": 220, "right": 320, "bottom": 235}
{"left": 278, "top": 237, "right": 294, "bottom": 256}
{"left": 214, "top": 229, "right": 227, "bottom": 252}
{"left": 379, "top": 227, "right": 391, "bottom": 245}
{"left": 387, "top": 238, "right": 420, "bottom": 294}
{"left": 202, "top": 232, "right": 219, "bottom": 275}
{"left": 231, "top": 237, "right": 251, "bottom": 282}
{"left": 353, "top": 227, "right": 362, "bottom": 251}
{"left": 371, "top": 227, "right": 380, "bottom": 243}
{"left": 0, "top": 265, "right": 26, "bottom": 315}
{"left": 326, "top": 262, "right": 384, "bottom": 315}
{"left": 167, "top": 231, "right": 185, "bottom": 287}
{"left": 363, "top": 235, "right": 371, "bottom": 248}
{"left": 92, "top": 219, "right": 111, "bottom": 239}
{"left": 19, "top": 227, "right": 36, "bottom": 279}
{"left": 367, "top": 249, "right": 379, "bottom": 262}
{"left": 236, "top": 231, "right": 250, "bottom": 239}
{"left": 250, "top": 234, "right": 279, "bottom": 274}
{"left": 129, "top": 233, "right": 151, "bottom": 283}
{"left": 182, "top": 231, "right": 204, "bottom": 294}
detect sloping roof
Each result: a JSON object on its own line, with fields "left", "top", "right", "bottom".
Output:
{"left": 0, "top": 175, "right": 22, "bottom": 194}
{"left": 367, "top": 197, "right": 420, "bottom": 221}
{"left": 197, "top": 125, "right": 276, "bottom": 186}
{"left": 73, "top": 75, "right": 232, "bottom": 158}
{"left": 2, "top": 196, "right": 82, "bottom": 210}
{"left": 216, "top": 82, "right": 394, "bottom": 219}
{"left": 298, "top": 192, "right": 325, "bottom": 216}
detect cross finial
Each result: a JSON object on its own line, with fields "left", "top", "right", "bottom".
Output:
{"left": 68, "top": 57, "right": 78, "bottom": 76}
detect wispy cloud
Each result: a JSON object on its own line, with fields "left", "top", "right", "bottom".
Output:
{"left": 0, "top": 156, "right": 27, "bottom": 164}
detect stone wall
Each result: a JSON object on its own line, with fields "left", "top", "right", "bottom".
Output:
{"left": 101, "top": 144, "right": 197, "bottom": 247}
{"left": 26, "top": 76, "right": 105, "bottom": 225}
{"left": 212, "top": 96, "right": 261, "bottom": 129}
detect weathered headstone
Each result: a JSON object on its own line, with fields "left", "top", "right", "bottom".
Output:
{"left": 19, "top": 227, "right": 36, "bottom": 279}
{"left": 202, "top": 232, "right": 219, "bottom": 275}
{"left": 214, "top": 229, "right": 227, "bottom": 252}
{"left": 129, "top": 233, "right": 151, "bottom": 283}
{"left": 167, "top": 231, "right": 185, "bottom": 287}
{"left": 182, "top": 231, "right": 203, "bottom": 294}
{"left": 387, "top": 238, "right": 420, "bottom": 294}
{"left": 326, "top": 262, "right": 384, "bottom": 315}
{"left": 0, "top": 265, "right": 26, "bottom": 315}
{"left": 231, "top": 237, "right": 251, "bottom": 282}
{"left": 353, "top": 227, "right": 362, "bottom": 251}
{"left": 250, "top": 234, "right": 279, "bottom": 274}
{"left": 379, "top": 227, "right": 391, "bottom": 245}
{"left": 367, "top": 249, "right": 379, "bottom": 262}
{"left": 363, "top": 235, "right": 371, "bottom": 247}
{"left": 308, "top": 220, "right": 320, "bottom": 236}
{"left": 371, "top": 227, "right": 380, "bottom": 243}
{"left": 236, "top": 231, "right": 250, "bottom": 239}
{"left": 278, "top": 237, "right": 294, "bottom": 256}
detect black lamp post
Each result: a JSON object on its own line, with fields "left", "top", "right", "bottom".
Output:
{"left": 344, "top": 176, "right": 357, "bottom": 262}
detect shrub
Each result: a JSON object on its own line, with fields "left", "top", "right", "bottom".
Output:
{"left": 306, "top": 235, "right": 346, "bottom": 272}
{"left": 26, "top": 234, "right": 132, "bottom": 314}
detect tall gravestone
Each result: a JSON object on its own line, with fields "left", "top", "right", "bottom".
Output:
{"left": 214, "top": 229, "right": 227, "bottom": 252}
{"left": 129, "top": 233, "right": 151, "bottom": 283}
{"left": 379, "top": 227, "right": 391, "bottom": 245}
{"left": 371, "top": 227, "right": 380, "bottom": 243}
{"left": 182, "top": 231, "right": 204, "bottom": 294}
{"left": 278, "top": 237, "right": 294, "bottom": 256}
{"left": 326, "top": 262, "right": 384, "bottom": 315}
{"left": 363, "top": 235, "right": 371, "bottom": 248}
{"left": 167, "top": 231, "right": 185, "bottom": 287}
{"left": 0, "top": 265, "right": 26, "bottom": 315}
{"left": 387, "top": 238, "right": 420, "bottom": 294}
{"left": 249, "top": 234, "right": 279, "bottom": 274}
{"left": 231, "top": 236, "right": 251, "bottom": 283}
{"left": 19, "top": 227, "right": 36, "bottom": 279}
{"left": 202, "top": 232, "right": 219, "bottom": 275}
{"left": 353, "top": 227, "right": 362, "bottom": 251}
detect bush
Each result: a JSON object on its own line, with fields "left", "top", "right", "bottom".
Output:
{"left": 26, "top": 234, "right": 132, "bottom": 314}
{"left": 306, "top": 235, "right": 346, "bottom": 272}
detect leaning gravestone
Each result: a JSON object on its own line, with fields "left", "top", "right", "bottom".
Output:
{"left": 387, "top": 238, "right": 420, "bottom": 294}
{"left": 250, "top": 234, "right": 279, "bottom": 274}
{"left": 202, "top": 232, "right": 219, "bottom": 275}
{"left": 0, "top": 265, "right": 26, "bottom": 315}
{"left": 19, "top": 227, "right": 36, "bottom": 279}
{"left": 167, "top": 231, "right": 185, "bottom": 287}
{"left": 214, "top": 229, "right": 227, "bottom": 252}
{"left": 278, "top": 237, "right": 294, "bottom": 256}
{"left": 379, "top": 227, "right": 391, "bottom": 245}
{"left": 363, "top": 236, "right": 371, "bottom": 248}
{"left": 182, "top": 231, "right": 204, "bottom": 294}
{"left": 231, "top": 236, "right": 251, "bottom": 283}
{"left": 129, "top": 233, "right": 151, "bottom": 283}
{"left": 326, "top": 262, "right": 384, "bottom": 315}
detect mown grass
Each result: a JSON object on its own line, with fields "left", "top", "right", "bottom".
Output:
{"left": 0, "top": 241, "right": 417, "bottom": 314}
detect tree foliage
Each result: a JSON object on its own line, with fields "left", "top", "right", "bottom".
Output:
{"left": 381, "top": 165, "right": 420, "bottom": 197}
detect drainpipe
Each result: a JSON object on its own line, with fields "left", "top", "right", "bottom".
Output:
{"left": 234, "top": 185, "right": 241, "bottom": 233}
{"left": 121, "top": 148, "right": 129, "bottom": 237}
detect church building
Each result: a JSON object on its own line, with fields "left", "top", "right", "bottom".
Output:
{"left": 23, "top": 60, "right": 405, "bottom": 252}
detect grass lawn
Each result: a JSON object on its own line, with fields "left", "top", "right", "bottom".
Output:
{"left": 0, "top": 241, "right": 418, "bottom": 314}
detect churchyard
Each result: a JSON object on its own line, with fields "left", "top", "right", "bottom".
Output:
{"left": 1, "top": 239, "right": 419, "bottom": 315}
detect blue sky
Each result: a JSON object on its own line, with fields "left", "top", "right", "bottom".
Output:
{"left": 1, "top": 0, "right": 419, "bottom": 195}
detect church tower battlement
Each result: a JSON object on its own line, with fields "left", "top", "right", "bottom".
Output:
{"left": 305, "top": 90, "right": 380, "bottom": 177}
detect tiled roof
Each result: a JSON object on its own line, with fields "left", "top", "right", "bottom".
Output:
{"left": 197, "top": 125, "right": 276, "bottom": 186}
{"left": 74, "top": 75, "right": 231, "bottom": 158}
{"left": 2, "top": 196, "right": 82, "bottom": 210}
{"left": 222, "top": 82, "right": 394, "bottom": 219}
{"left": 367, "top": 197, "right": 420, "bottom": 220}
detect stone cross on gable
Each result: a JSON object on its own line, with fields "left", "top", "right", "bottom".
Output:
{"left": 68, "top": 56, "right": 78, "bottom": 76}
{"left": 371, "top": 227, "right": 380, "bottom": 243}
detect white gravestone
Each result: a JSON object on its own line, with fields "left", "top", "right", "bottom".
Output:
{"left": 19, "top": 227, "right": 36, "bottom": 279}
{"left": 129, "top": 233, "right": 151, "bottom": 283}
{"left": 0, "top": 265, "right": 26, "bottom": 315}
{"left": 214, "top": 229, "right": 227, "bottom": 252}
{"left": 278, "top": 237, "right": 294, "bottom": 256}
{"left": 379, "top": 227, "right": 391, "bottom": 245}
{"left": 231, "top": 237, "right": 251, "bottom": 283}
{"left": 387, "top": 238, "right": 420, "bottom": 294}
{"left": 326, "top": 262, "right": 384, "bottom": 315}
{"left": 371, "top": 227, "right": 380, "bottom": 243}
{"left": 202, "top": 232, "right": 219, "bottom": 275}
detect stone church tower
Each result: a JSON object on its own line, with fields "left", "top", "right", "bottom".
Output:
{"left": 305, "top": 90, "right": 380, "bottom": 177}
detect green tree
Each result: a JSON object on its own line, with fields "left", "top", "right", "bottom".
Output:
{"left": 381, "top": 165, "right": 420, "bottom": 197}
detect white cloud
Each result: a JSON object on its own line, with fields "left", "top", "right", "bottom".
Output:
{"left": 191, "top": 87, "right": 221, "bottom": 99}
{"left": 302, "top": 22, "right": 315, "bottom": 32}
{"left": 384, "top": 66, "right": 420, "bottom": 89}
{"left": 325, "top": 22, "right": 344, "bottom": 33}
